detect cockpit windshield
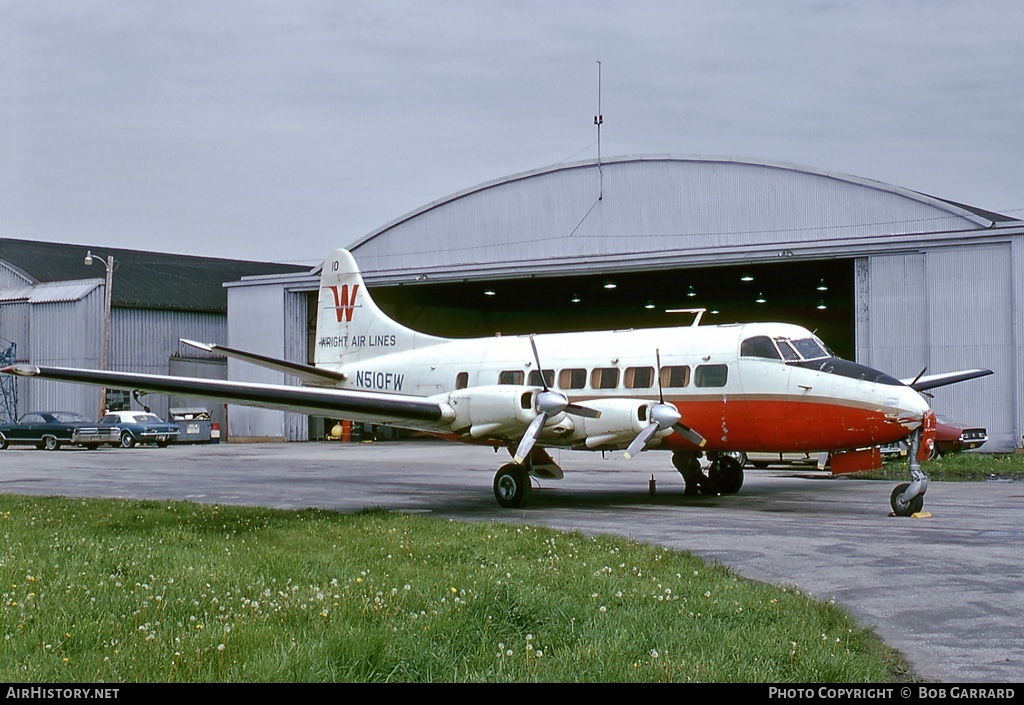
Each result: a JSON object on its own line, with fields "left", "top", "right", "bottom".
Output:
{"left": 741, "top": 335, "right": 832, "bottom": 362}
{"left": 740, "top": 333, "right": 901, "bottom": 386}
{"left": 789, "top": 337, "right": 830, "bottom": 360}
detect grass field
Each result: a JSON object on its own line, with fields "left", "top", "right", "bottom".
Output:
{"left": 0, "top": 495, "right": 913, "bottom": 683}
{"left": 4, "top": 451, "right": 1017, "bottom": 683}
{"left": 861, "top": 450, "right": 1024, "bottom": 482}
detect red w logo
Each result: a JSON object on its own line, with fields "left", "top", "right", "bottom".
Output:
{"left": 327, "top": 284, "right": 359, "bottom": 323}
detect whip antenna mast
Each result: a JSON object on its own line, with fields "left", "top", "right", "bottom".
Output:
{"left": 594, "top": 61, "right": 604, "bottom": 200}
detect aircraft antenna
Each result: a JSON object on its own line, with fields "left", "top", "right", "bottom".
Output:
{"left": 594, "top": 60, "right": 604, "bottom": 200}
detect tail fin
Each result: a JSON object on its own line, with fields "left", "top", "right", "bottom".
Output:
{"left": 314, "top": 249, "right": 445, "bottom": 367}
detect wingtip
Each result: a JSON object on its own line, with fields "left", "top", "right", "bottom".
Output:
{"left": 1, "top": 364, "right": 40, "bottom": 377}
{"left": 180, "top": 338, "right": 216, "bottom": 353}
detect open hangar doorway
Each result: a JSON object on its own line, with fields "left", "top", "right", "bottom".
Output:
{"left": 301, "top": 256, "right": 855, "bottom": 442}
{"left": 365, "top": 257, "right": 856, "bottom": 360}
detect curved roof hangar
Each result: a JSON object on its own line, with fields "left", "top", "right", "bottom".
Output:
{"left": 349, "top": 155, "right": 1006, "bottom": 284}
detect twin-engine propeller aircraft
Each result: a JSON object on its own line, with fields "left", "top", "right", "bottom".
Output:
{"left": 3, "top": 249, "right": 992, "bottom": 515}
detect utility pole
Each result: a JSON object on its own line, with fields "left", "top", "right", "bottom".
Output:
{"left": 85, "top": 251, "right": 114, "bottom": 419}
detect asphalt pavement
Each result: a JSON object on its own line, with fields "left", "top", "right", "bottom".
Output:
{"left": 0, "top": 440, "right": 1021, "bottom": 683}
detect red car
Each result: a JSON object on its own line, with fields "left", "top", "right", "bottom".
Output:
{"left": 933, "top": 415, "right": 987, "bottom": 457}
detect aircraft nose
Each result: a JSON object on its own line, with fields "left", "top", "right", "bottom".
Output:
{"left": 895, "top": 384, "right": 931, "bottom": 429}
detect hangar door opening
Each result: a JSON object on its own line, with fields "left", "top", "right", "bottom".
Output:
{"left": 368, "top": 258, "right": 856, "bottom": 360}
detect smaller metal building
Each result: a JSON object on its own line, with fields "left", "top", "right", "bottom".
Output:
{"left": 0, "top": 238, "right": 307, "bottom": 431}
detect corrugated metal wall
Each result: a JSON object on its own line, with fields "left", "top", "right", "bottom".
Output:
{"left": 857, "top": 244, "right": 1017, "bottom": 450}
{"left": 351, "top": 157, "right": 992, "bottom": 281}
{"left": 23, "top": 291, "right": 104, "bottom": 416}
{"left": 110, "top": 307, "right": 226, "bottom": 420}
{"left": 226, "top": 281, "right": 288, "bottom": 440}
{"left": 0, "top": 262, "right": 32, "bottom": 289}
{"left": 282, "top": 289, "right": 309, "bottom": 441}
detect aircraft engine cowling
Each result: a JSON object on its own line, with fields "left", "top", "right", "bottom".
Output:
{"left": 442, "top": 385, "right": 573, "bottom": 440}
{"left": 565, "top": 398, "right": 660, "bottom": 450}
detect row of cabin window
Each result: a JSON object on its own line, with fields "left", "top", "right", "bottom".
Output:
{"left": 453, "top": 364, "right": 729, "bottom": 390}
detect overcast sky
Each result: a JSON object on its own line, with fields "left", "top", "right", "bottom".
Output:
{"left": 2, "top": 1, "right": 1022, "bottom": 265}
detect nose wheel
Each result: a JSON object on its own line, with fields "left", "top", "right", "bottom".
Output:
{"left": 890, "top": 481, "right": 925, "bottom": 517}
{"left": 890, "top": 429, "right": 929, "bottom": 517}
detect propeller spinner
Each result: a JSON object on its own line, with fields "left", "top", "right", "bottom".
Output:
{"left": 623, "top": 350, "right": 706, "bottom": 460}
{"left": 513, "top": 336, "right": 600, "bottom": 464}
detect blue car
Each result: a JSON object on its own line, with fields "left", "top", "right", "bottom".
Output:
{"left": 0, "top": 411, "right": 121, "bottom": 450}
{"left": 100, "top": 411, "right": 180, "bottom": 448}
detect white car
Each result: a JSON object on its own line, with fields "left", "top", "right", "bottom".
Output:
{"left": 99, "top": 411, "right": 181, "bottom": 448}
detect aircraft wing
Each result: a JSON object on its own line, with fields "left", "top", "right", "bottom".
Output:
{"left": 902, "top": 368, "right": 993, "bottom": 392}
{"left": 179, "top": 339, "right": 347, "bottom": 387}
{"left": 1, "top": 364, "right": 448, "bottom": 428}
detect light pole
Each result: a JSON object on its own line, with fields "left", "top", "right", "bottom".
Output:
{"left": 84, "top": 250, "right": 114, "bottom": 419}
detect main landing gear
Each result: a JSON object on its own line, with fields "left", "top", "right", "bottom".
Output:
{"left": 672, "top": 451, "right": 744, "bottom": 496}
{"left": 890, "top": 429, "right": 929, "bottom": 517}
{"left": 493, "top": 463, "right": 531, "bottom": 508}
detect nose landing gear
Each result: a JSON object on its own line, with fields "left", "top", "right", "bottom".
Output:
{"left": 890, "top": 429, "right": 929, "bottom": 517}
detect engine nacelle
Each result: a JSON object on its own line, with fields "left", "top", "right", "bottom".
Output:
{"left": 440, "top": 385, "right": 572, "bottom": 440}
{"left": 564, "top": 398, "right": 655, "bottom": 449}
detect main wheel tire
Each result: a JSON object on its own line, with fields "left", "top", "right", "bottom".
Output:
{"left": 156, "top": 440, "right": 169, "bottom": 448}
{"left": 493, "top": 463, "right": 531, "bottom": 508}
{"left": 890, "top": 482, "right": 925, "bottom": 517}
{"left": 120, "top": 431, "right": 137, "bottom": 449}
{"left": 84, "top": 444, "right": 99, "bottom": 451}
{"left": 0, "top": 437, "right": 8, "bottom": 450}
{"left": 43, "top": 435, "right": 60, "bottom": 451}
{"left": 711, "top": 455, "right": 745, "bottom": 494}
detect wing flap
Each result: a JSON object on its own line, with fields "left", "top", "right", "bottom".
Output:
{"left": 3, "top": 365, "right": 446, "bottom": 427}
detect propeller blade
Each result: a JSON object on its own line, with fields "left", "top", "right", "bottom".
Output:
{"left": 656, "top": 348, "right": 665, "bottom": 404}
{"left": 528, "top": 335, "right": 550, "bottom": 391}
{"left": 672, "top": 423, "right": 707, "bottom": 448}
{"left": 513, "top": 412, "right": 548, "bottom": 464}
{"left": 623, "top": 422, "right": 659, "bottom": 460}
{"left": 565, "top": 402, "right": 602, "bottom": 419}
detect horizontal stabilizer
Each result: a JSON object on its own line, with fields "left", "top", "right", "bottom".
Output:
{"left": 180, "top": 339, "right": 347, "bottom": 386}
{"left": 902, "top": 368, "right": 993, "bottom": 392}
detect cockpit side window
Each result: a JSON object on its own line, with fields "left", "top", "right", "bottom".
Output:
{"left": 740, "top": 336, "right": 782, "bottom": 359}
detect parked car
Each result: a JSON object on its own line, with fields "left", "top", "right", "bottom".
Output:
{"left": 881, "top": 415, "right": 987, "bottom": 459}
{"left": 934, "top": 415, "right": 987, "bottom": 456}
{"left": 100, "top": 410, "right": 180, "bottom": 448}
{"left": 0, "top": 411, "right": 120, "bottom": 450}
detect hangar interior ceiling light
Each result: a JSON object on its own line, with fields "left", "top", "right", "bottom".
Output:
{"left": 603, "top": 282, "right": 617, "bottom": 289}
{"left": 687, "top": 285, "right": 697, "bottom": 298}
{"left": 644, "top": 301, "right": 656, "bottom": 309}
{"left": 570, "top": 294, "right": 581, "bottom": 303}
{"left": 483, "top": 289, "right": 496, "bottom": 296}
{"left": 740, "top": 275, "right": 754, "bottom": 282}
{"left": 817, "top": 279, "right": 829, "bottom": 291}
{"left": 755, "top": 293, "right": 766, "bottom": 304}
